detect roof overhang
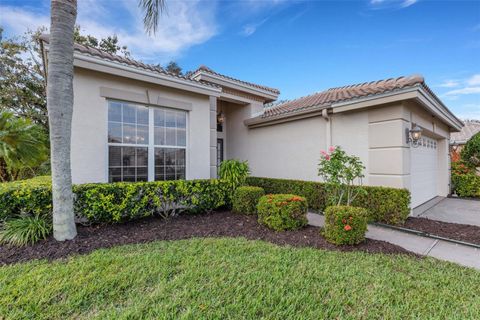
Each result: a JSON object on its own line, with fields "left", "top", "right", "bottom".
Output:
{"left": 331, "top": 85, "right": 463, "bottom": 131}
{"left": 246, "top": 86, "right": 463, "bottom": 131}
{"left": 40, "top": 41, "right": 221, "bottom": 98}
{"left": 191, "top": 71, "right": 279, "bottom": 102}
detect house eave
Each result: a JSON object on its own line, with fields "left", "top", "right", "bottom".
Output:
{"left": 192, "top": 72, "right": 279, "bottom": 101}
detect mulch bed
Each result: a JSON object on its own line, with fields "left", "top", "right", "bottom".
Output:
{"left": 404, "top": 217, "right": 480, "bottom": 245}
{"left": 1, "top": 211, "right": 414, "bottom": 265}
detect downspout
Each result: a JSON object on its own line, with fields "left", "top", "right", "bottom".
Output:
{"left": 322, "top": 108, "right": 332, "bottom": 147}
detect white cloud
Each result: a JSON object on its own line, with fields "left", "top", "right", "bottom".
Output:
{"left": 0, "top": 6, "right": 50, "bottom": 36}
{"left": 443, "top": 87, "right": 480, "bottom": 96}
{"left": 0, "top": 0, "right": 218, "bottom": 62}
{"left": 369, "top": 0, "right": 419, "bottom": 9}
{"left": 467, "top": 74, "right": 480, "bottom": 86}
{"left": 241, "top": 18, "right": 268, "bottom": 37}
{"left": 400, "top": 0, "right": 418, "bottom": 8}
{"left": 437, "top": 79, "right": 460, "bottom": 88}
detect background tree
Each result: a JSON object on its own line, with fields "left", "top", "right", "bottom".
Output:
{"left": 0, "top": 112, "right": 48, "bottom": 182}
{"left": 165, "top": 61, "right": 182, "bottom": 75}
{"left": 0, "top": 26, "right": 130, "bottom": 133}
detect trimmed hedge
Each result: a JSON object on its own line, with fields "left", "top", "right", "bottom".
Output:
{"left": 452, "top": 174, "right": 480, "bottom": 198}
{"left": 232, "top": 186, "right": 265, "bottom": 215}
{"left": 323, "top": 206, "right": 368, "bottom": 245}
{"left": 257, "top": 194, "right": 308, "bottom": 231}
{"left": 0, "top": 179, "right": 228, "bottom": 223}
{"left": 247, "top": 177, "right": 410, "bottom": 225}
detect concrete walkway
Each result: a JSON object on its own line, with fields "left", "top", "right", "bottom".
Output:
{"left": 308, "top": 212, "right": 480, "bottom": 270}
{"left": 418, "top": 198, "right": 480, "bottom": 227}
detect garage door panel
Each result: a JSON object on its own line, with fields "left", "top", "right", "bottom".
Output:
{"left": 410, "top": 137, "right": 438, "bottom": 208}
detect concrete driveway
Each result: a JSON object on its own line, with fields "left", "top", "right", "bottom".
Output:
{"left": 418, "top": 198, "right": 480, "bottom": 227}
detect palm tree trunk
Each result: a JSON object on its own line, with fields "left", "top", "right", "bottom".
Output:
{"left": 47, "top": 0, "right": 77, "bottom": 241}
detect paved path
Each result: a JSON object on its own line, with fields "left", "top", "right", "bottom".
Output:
{"left": 308, "top": 212, "right": 480, "bottom": 270}
{"left": 418, "top": 198, "right": 480, "bottom": 227}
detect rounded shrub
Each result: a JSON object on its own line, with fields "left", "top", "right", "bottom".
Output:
{"left": 461, "top": 132, "right": 480, "bottom": 167}
{"left": 257, "top": 194, "right": 308, "bottom": 231}
{"left": 323, "top": 205, "right": 368, "bottom": 245}
{"left": 232, "top": 186, "right": 265, "bottom": 215}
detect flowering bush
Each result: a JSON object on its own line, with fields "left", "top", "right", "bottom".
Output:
{"left": 257, "top": 194, "right": 308, "bottom": 231}
{"left": 323, "top": 205, "right": 368, "bottom": 245}
{"left": 451, "top": 161, "right": 474, "bottom": 175}
{"left": 318, "top": 146, "right": 367, "bottom": 206}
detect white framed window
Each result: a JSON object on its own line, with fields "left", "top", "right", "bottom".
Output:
{"left": 107, "top": 100, "right": 187, "bottom": 182}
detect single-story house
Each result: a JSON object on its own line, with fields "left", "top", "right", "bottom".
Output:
{"left": 39, "top": 36, "right": 463, "bottom": 211}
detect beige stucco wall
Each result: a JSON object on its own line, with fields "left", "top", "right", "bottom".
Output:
{"left": 71, "top": 67, "right": 212, "bottom": 184}
{"left": 225, "top": 103, "right": 327, "bottom": 181}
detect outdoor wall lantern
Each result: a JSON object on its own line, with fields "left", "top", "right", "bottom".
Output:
{"left": 406, "top": 125, "right": 423, "bottom": 147}
{"left": 217, "top": 112, "right": 225, "bottom": 124}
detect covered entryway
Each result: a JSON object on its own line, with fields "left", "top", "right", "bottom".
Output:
{"left": 410, "top": 136, "right": 439, "bottom": 208}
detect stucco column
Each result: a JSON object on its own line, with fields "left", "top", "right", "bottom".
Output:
{"left": 209, "top": 96, "right": 217, "bottom": 178}
{"left": 438, "top": 138, "right": 449, "bottom": 196}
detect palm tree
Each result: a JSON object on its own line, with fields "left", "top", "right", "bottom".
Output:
{"left": 47, "top": 0, "right": 166, "bottom": 241}
{"left": 0, "top": 112, "right": 48, "bottom": 182}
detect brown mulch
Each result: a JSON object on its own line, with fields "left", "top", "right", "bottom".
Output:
{"left": 0, "top": 211, "right": 414, "bottom": 266}
{"left": 404, "top": 217, "right": 480, "bottom": 245}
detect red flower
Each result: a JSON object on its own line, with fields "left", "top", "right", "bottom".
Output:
{"left": 344, "top": 225, "right": 352, "bottom": 231}
{"left": 342, "top": 218, "right": 347, "bottom": 224}
{"left": 349, "top": 216, "right": 353, "bottom": 220}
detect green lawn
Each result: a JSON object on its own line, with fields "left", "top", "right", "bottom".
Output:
{"left": 1, "top": 238, "right": 479, "bottom": 319}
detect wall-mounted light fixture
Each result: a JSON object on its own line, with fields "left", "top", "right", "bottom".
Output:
{"left": 217, "top": 112, "right": 225, "bottom": 124}
{"left": 406, "top": 125, "right": 422, "bottom": 147}
{"left": 451, "top": 141, "right": 459, "bottom": 152}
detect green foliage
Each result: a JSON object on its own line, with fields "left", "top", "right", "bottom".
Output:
{"left": 323, "top": 206, "right": 368, "bottom": 245}
{"left": 257, "top": 194, "right": 308, "bottom": 231}
{"left": 0, "top": 215, "right": 51, "bottom": 246}
{"left": 1, "top": 238, "right": 480, "bottom": 319}
{"left": 461, "top": 132, "right": 480, "bottom": 167}
{"left": 232, "top": 186, "right": 265, "bottom": 215}
{"left": 218, "top": 159, "right": 250, "bottom": 203}
{"left": 451, "top": 174, "right": 480, "bottom": 198}
{"left": 164, "top": 61, "right": 183, "bottom": 75}
{"left": 73, "top": 25, "right": 130, "bottom": 57}
{"left": 0, "top": 112, "right": 49, "bottom": 182}
{"left": 318, "top": 146, "right": 367, "bottom": 206}
{"left": 451, "top": 160, "right": 474, "bottom": 175}
{"left": 247, "top": 177, "right": 410, "bottom": 225}
{"left": 0, "top": 178, "right": 228, "bottom": 224}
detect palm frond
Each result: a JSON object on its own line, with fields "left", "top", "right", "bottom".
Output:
{"left": 138, "top": 0, "right": 167, "bottom": 35}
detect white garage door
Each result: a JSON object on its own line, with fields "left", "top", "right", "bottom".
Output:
{"left": 410, "top": 137, "right": 438, "bottom": 208}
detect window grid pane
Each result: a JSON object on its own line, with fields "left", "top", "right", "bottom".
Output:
{"left": 108, "top": 101, "right": 186, "bottom": 182}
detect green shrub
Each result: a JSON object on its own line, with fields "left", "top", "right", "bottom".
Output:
{"left": 0, "top": 178, "right": 228, "bottom": 224}
{"left": 452, "top": 173, "right": 480, "bottom": 198}
{"left": 0, "top": 215, "right": 52, "bottom": 246}
{"left": 461, "top": 132, "right": 480, "bottom": 167}
{"left": 218, "top": 159, "right": 250, "bottom": 204}
{"left": 257, "top": 194, "right": 308, "bottom": 231}
{"left": 232, "top": 186, "right": 265, "bottom": 215}
{"left": 246, "top": 177, "right": 410, "bottom": 225}
{"left": 323, "top": 206, "right": 368, "bottom": 245}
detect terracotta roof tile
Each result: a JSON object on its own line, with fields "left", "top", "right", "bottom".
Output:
{"left": 262, "top": 75, "right": 425, "bottom": 118}
{"left": 451, "top": 120, "right": 480, "bottom": 143}
{"left": 39, "top": 34, "right": 220, "bottom": 90}
{"left": 190, "top": 65, "right": 280, "bottom": 94}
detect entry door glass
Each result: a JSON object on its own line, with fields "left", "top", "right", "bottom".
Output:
{"left": 217, "top": 139, "right": 224, "bottom": 168}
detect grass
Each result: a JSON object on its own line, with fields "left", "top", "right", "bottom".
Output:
{"left": 1, "top": 238, "right": 479, "bottom": 319}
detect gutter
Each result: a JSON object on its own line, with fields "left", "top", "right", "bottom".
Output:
{"left": 245, "top": 104, "right": 331, "bottom": 128}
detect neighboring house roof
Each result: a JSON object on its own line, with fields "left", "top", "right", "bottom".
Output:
{"left": 450, "top": 120, "right": 480, "bottom": 144}
{"left": 262, "top": 75, "right": 425, "bottom": 118}
{"left": 189, "top": 65, "right": 280, "bottom": 95}
{"left": 38, "top": 34, "right": 220, "bottom": 91}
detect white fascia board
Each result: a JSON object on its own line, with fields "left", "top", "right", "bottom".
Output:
{"left": 194, "top": 72, "right": 279, "bottom": 100}
{"left": 74, "top": 53, "right": 222, "bottom": 97}
{"left": 416, "top": 87, "right": 463, "bottom": 131}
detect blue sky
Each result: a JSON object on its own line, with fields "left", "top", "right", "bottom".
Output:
{"left": 1, "top": 0, "right": 479, "bottom": 119}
